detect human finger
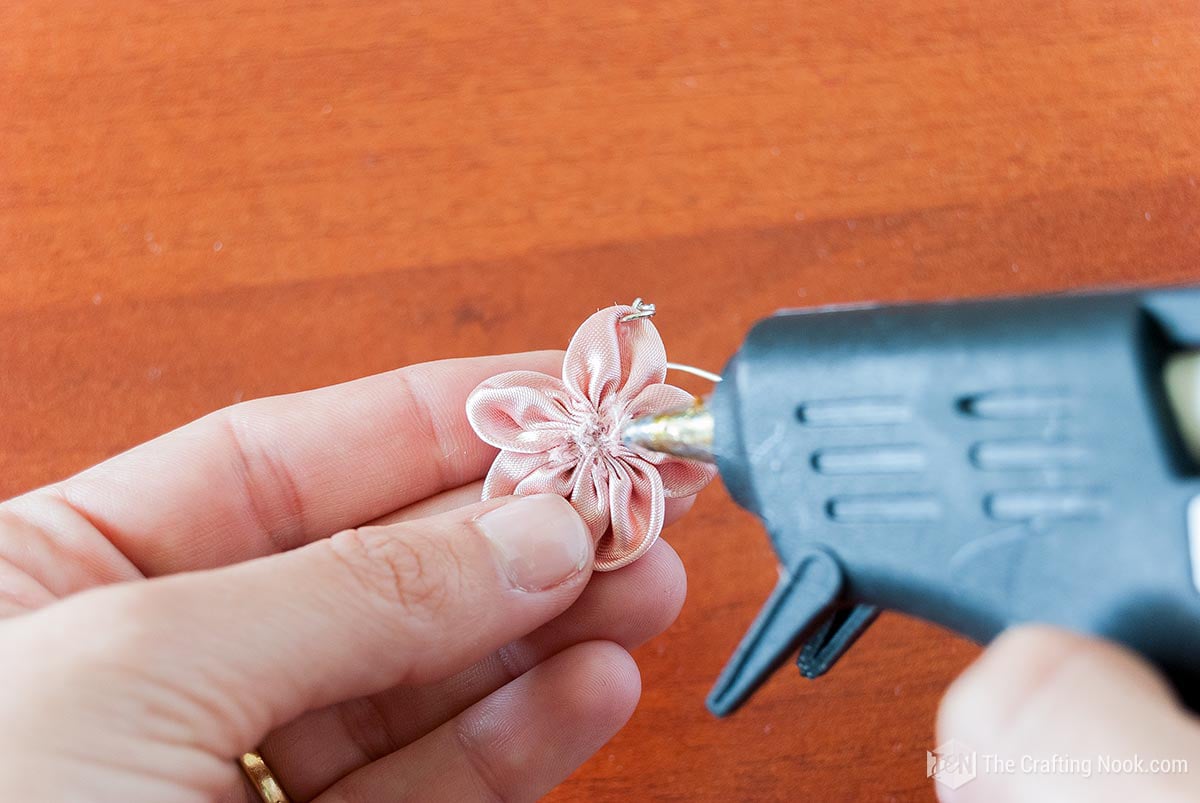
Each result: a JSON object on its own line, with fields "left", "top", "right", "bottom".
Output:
{"left": 258, "top": 536, "right": 685, "bottom": 800}
{"left": 371, "top": 479, "right": 695, "bottom": 527}
{"left": 314, "top": 641, "right": 641, "bottom": 803}
{"left": 936, "top": 626, "right": 1200, "bottom": 802}
{"left": 3, "top": 495, "right": 593, "bottom": 765}
{"left": 15, "top": 351, "right": 561, "bottom": 576}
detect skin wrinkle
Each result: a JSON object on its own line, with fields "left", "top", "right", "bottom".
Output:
{"left": 35, "top": 490, "right": 144, "bottom": 584}
{"left": 334, "top": 693, "right": 405, "bottom": 769}
{"left": 217, "top": 410, "right": 310, "bottom": 557}
{"left": 452, "top": 696, "right": 517, "bottom": 803}
{"left": 0, "top": 523, "right": 57, "bottom": 609}
{"left": 491, "top": 639, "right": 534, "bottom": 689}
{"left": 466, "top": 305, "right": 715, "bottom": 571}
{"left": 95, "top": 590, "right": 267, "bottom": 757}
{"left": 389, "top": 366, "right": 461, "bottom": 493}
{"left": 0, "top": 547, "right": 56, "bottom": 615}
{"left": 325, "top": 528, "right": 444, "bottom": 627}
{"left": 0, "top": 496, "right": 140, "bottom": 608}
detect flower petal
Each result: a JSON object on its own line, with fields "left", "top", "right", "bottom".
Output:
{"left": 562, "top": 306, "right": 667, "bottom": 411}
{"left": 570, "top": 456, "right": 611, "bottom": 542}
{"left": 471, "top": 305, "right": 711, "bottom": 573}
{"left": 466, "top": 370, "right": 575, "bottom": 453}
{"left": 594, "top": 455, "right": 665, "bottom": 571}
{"left": 625, "top": 382, "right": 695, "bottom": 420}
{"left": 641, "top": 451, "right": 717, "bottom": 498}
{"left": 481, "top": 448, "right": 579, "bottom": 499}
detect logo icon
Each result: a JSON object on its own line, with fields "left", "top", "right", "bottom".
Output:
{"left": 927, "top": 739, "right": 977, "bottom": 790}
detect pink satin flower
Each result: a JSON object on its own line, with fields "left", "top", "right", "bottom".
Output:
{"left": 466, "top": 305, "right": 716, "bottom": 571}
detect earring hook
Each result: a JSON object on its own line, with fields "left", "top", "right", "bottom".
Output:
{"left": 619, "top": 298, "right": 657, "bottom": 322}
{"left": 618, "top": 299, "right": 721, "bottom": 382}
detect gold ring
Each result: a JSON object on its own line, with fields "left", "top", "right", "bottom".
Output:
{"left": 238, "top": 751, "right": 292, "bottom": 803}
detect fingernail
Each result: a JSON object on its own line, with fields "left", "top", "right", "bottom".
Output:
{"left": 477, "top": 495, "right": 591, "bottom": 592}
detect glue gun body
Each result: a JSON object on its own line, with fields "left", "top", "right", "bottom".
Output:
{"left": 706, "top": 286, "right": 1200, "bottom": 716}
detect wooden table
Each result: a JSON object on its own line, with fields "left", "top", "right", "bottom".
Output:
{"left": 2, "top": 2, "right": 1197, "bottom": 800}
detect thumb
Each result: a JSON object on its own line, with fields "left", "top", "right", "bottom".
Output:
{"left": 2, "top": 494, "right": 593, "bottom": 759}
{"left": 935, "top": 626, "right": 1200, "bottom": 802}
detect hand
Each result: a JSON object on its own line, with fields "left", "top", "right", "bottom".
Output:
{"left": 0, "top": 352, "right": 695, "bottom": 802}
{"left": 937, "top": 626, "right": 1200, "bottom": 802}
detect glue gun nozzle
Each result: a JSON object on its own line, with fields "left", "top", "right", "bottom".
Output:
{"left": 622, "top": 401, "right": 715, "bottom": 463}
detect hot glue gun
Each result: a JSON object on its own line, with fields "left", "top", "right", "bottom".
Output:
{"left": 624, "top": 285, "right": 1200, "bottom": 715}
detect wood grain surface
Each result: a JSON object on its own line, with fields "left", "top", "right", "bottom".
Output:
{"left": 2, "top": 2, "right": 1198, "bottom": 800}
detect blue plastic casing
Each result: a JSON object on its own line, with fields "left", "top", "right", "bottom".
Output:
{"left": 708, "top": 286, "right": 1200, "bottom": 715}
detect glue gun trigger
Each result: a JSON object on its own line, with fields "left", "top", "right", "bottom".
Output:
{"left": 796, "top": 604, "right": 879, "bottom": 679}
{"left": 706, "top": 548, "right": 844, "bottom": 716}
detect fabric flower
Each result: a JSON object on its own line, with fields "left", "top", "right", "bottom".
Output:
{"left": 466, "top": 304, "right": 716, "bottom": 571}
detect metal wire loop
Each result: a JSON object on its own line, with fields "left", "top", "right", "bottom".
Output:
{"left": 619, "top": 298, "right": 657, "bottom": 322}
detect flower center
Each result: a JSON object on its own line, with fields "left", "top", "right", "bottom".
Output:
{"left": 573, "top": 411, "right": 614, "bottom": 455}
